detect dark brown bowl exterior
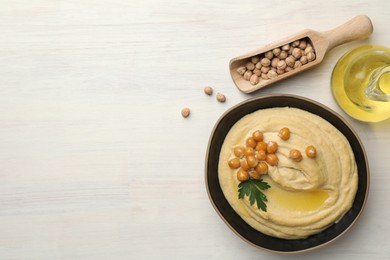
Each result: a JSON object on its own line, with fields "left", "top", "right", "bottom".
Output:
{"left": 205, "top": 94, "right": 369, "bottom": 253}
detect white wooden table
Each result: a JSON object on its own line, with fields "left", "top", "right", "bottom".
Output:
{"left": 0, "top": 0, "right": 389, "bottom": 259}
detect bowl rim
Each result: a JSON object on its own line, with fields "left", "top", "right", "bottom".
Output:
{"left": 204, "top": 93, "right": 370, "bottom": 254}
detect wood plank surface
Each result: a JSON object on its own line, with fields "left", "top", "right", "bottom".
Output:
{"left": 0, "top": 0, "right": 389, "bottom": 259}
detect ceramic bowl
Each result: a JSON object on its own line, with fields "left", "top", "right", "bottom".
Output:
{"left": 205, "top": 94, "right": 369, "bottom": 253}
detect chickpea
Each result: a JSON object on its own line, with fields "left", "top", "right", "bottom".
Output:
{"left": 285, "top": 55, "right": 296, "bottom": 67}
{"left": 281, "top": 44, "right": 290, "bottom": 51}
{"left": 289, "top": 149, "right": 302, "bottom": 162}
{"left": 267, "top": 70, "right": 278, "bottom": 79}
{"left": 256, "top": 150, "right": 267, "bottom": 161}
{"left": 267, "top": 141, "right": 278, "bottom": 153}
{"left": 264, "top": 51, "right": 274, "bottom": 60}
{"left": 225, "top": 38, "right": 328, "bottom": 89}
{"left": 237, "top": 169, "right": 249, "bottom": 182}
{"left": 292, "top": 48, "right": 302, "bottom": 59}
{"left": 228, "top": 158, "right": 241, "bottom": 169}
{"left": 250, "top": 74, "right": 260, "bottom": 85}
{"left": 304, "top": 46, "right": 314, "bottom": 55}
{"left": 255, "top": 161, "right": 268, "bottom": 175}
{"left": 271, "top": 57, "right": 280, "bottom": 68}
{"left": 246, "top": 62, "right": 255, "bottom": 71}
{"left": 307, "top": 52, "right": 316, "bottom": 62}
{"left": 300, "top": 55, "right": 308, "bottom": 65}
{"left": 261, "top": 66, "right": 270, "bottom": 73}
{"left": 204, "top": 86, "right": 213, "bottom": 95}
{"left": 253, "top": 68, "right": 261, "bottom": 76}
{"left": 278, "top": 127, "right": 290, "bottom": 140}
{"left": 251, "top": 56, "right": 260, "bottom": 64}
{"left": 236, "top": 66, "right": 246, "bottom": 75}
{"left": 255, "top": 141, "right": 267, "bottom": 152}
{"left": 240, "top": 158, "right": 250, "bottom": 171}
{"left": 272, "top": 47, "right": 281, "bottom": 56}
{"left": 249, "top": 170, "right": 262, "bottom": 180}
{"left": 294, "top": 61, "right": 302, "bottom": 68}
{"left": 278, "top": 50, "right": 288, "bottom": 59}
{"left": 234, "top": 146, "right": 245, "bottom": 158}
{"left": 292, "top": 40, "right": 300, "bottom": 47}
{"left": 306, "top": 145, "right": 317, "bottom": 158}
{"left": 181, "top": 107, "right": 190, "bottom": 118}
{"left": 266, "top": 153, "right": 278, "bottom": 166}
{"left": 277, "top": 60, "right": 287, "bottom": 70}
{"left": 246, "top": 155, "right": 258, "bottom": 168}
{"left": 260, "top": 58, "right": 271, "bottom": 67}
{"left": 246, "top": 137, "right": 257, "bottom": 148}
{"left": 216, "top": 93, "right": 226, "bottom": 102}
{"left": 244, "top": 147, "right": 255, "bottom": 157}
{"left": 243, "top": 70, "right": 253, "bottom": 80}
{"left": 298, "top": 40, "right": 307, "bottom": 50}
{"left": 252, "top": 130, "right": 264, "bottom": 142}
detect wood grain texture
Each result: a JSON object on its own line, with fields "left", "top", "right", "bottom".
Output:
{"left": 0, "top": 0, "right": 389, "bottom": 259}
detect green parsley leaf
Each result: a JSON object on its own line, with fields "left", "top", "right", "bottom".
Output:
{"left": 238, "top": 179, "right": 270, "bottom": 212}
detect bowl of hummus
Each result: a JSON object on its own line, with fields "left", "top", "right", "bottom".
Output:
{"left": 205, "top": 94, "right": 369, "bottom": 253}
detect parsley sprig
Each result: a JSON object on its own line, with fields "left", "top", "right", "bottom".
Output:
{"left": 238, "top": 179, "right": 270, "bottom": 212}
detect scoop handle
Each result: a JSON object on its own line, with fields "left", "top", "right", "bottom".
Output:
{"left": 323, "top": 15, "right": 373, "bottom": 51}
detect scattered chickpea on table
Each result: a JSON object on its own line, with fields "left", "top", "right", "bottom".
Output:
{"left": 181, "top": 86, "right": 226, "bottom": 118}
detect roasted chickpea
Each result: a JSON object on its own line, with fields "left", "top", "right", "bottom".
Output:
{"left": 246, "top": 137, "right": 257, "bottom": 148}
{"left": 244, "top": 147, "right": 255, "bottom": 157}
{"left": 252, "top": 130, "right": 264, "bottom": 142}
{"left": 256, "top": 150, "right": 267, "bottom": 161}
{"left": 249, "top": 170, "right": 262, "bottom": 180}
{"left": 228, "top": 158, "right": 241, "bottom": 169}
{"left": 266, "top": 153, "right": 278, "bottom": 166}
{"left": 246, "top": 155, "right": 258, "bottom": 168}
{"left": 278, "top": 127, "right": 290, "bottom": 140}
{"left": 306, "top": 145, "right": 317, "bottom": 158}
{"left": 240, "top": 158, "right": 250, "bottom": 171}
{"left": 233, "top": 146, "right": 245, "bottom": 158}
{"left": 255, "top": 161, "right": 268, "bottom": 175}
{"left": 255, "top": 141, "right": 267, "bottom": 152}
{"left": 267, "top": 141, "right": 278, "bottom": 154}
{"left": 289, "top": 149, "right": 302, "bottom": 162}
{"left": 237, "top": 169, "right": 249, "bottom": 182}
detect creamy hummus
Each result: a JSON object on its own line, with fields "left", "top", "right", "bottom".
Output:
{"left": 218, "top": 107, "right": 358, "bottom": 239}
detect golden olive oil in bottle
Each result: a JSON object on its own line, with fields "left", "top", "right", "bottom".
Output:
{"left": 332, "top": 45, "right": 390, "bottom": 122}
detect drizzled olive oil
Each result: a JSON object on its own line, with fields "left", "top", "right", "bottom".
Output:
{"left": 332, "top": 45, "right": 390, "bottom": 122}
{"left": 265, "top": 180, "right": 329, "bottom": 212}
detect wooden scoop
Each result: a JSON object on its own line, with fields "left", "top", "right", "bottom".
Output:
{"left": 229, "top": 15, "right": 373, "bottom": 93}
